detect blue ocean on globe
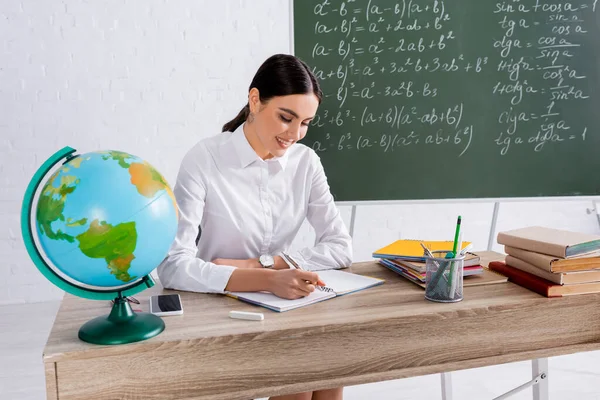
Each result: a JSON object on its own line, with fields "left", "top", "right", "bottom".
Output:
{"left": 35, "top": 150, "right": 178, "bottom": 287}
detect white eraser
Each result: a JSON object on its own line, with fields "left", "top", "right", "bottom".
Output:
{"left": 229, "top": 310, "right": 264, "bottom": 321}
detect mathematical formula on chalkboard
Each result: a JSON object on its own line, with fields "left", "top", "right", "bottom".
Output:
{"left": 298, "top": 0, "right": 595, "bottom": 157}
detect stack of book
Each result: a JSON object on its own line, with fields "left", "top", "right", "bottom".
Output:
{"left": 489, "top": 226, "right": 600, "bottom": 297}
{"left": 372, "top": 239, "right": 490, "bottom": 288}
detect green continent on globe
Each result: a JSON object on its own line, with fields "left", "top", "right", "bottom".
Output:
{"left": 66, "top": 217, "right": 88, "bottom": 227}
{"left": 76, "top": 219, "right": 138, "bottom": 283}
{"left": 36, "top": 173, "right": 80, "bottom": 243}
{"left": 101, "top": 150, "right": 133, "bottom": 168}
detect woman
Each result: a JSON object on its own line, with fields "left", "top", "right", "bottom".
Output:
{"left": 158, "top": 54, "right": 352, "bottom": 400}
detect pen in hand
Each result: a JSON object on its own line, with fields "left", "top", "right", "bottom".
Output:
{"left": 281, "top": 252, "right": 328, "bottom": 289}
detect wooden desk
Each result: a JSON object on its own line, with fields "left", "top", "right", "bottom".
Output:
{"left": 43, "top": 252, "right": 600, "bottom": 400}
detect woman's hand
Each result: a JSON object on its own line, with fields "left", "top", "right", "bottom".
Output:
{"left": 212, "top": 258, "right": 260, "bottom": 269}
{"left": 267, "top": 269, "right": 321, "bottom": 300}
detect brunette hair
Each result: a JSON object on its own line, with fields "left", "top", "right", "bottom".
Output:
{"left": 222, "top": 54, "right": 323, "bottom": 132}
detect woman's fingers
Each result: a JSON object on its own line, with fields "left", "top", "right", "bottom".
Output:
{"left": 295, "top": 284, "right": 314, "bottom": 296}
{"left": 296, "top": 270, "right": 320, "bottom": 284}
{"left": 291, "top": 282, "right": 315, "bottom": 298}
{"left": 304, "top": 284, "right": 316, "bottom": 293}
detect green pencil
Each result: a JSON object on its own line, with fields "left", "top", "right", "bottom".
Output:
{"left": 452, "top": 216, "right": 462, "bottom": 256}
{"left": 447, "top": 216, "right": 462, "bottom": 297}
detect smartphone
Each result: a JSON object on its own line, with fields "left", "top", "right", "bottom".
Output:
{"left": 149, "top": 294, "right": 183, "bottom": 316}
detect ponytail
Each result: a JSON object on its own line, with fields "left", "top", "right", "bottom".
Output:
{"left": 222, "top": 104, "right": 250, "bottom": 132}
{"left": 221, "top": 54, "right": 323, "bottom": 133}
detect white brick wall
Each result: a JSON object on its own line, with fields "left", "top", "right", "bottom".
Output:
{"left": 1, "top": 1, "right": 599, "bottom": 305}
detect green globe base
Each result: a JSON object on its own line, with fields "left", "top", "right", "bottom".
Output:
{"left": 78, "top": 296, "right": 165, "bottom": 345}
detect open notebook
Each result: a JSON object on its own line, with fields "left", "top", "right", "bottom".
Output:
{"left": 226, "top": 269, "right": 384, "bottom": 312}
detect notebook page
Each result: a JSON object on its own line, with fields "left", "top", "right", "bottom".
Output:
{"left": 317, "top": 269, "right": 384, "bottom": 295}
{"left": 228, "top": 289, "right": 335, "bottom": 312}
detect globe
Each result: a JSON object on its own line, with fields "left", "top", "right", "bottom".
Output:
{"left": 36, "top": 149, "right": 178, "bottom": 287}
{"left": 21, "top": 146, "right": 178, "bottom": 345}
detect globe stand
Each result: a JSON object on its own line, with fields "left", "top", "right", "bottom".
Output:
{"left": 78, "top": 292, "right": 165, "bottom": 345}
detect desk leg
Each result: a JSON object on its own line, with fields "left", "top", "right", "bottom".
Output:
{"left": 532, "top": 358, "right": 549, "bottom": 400}
{"left": 492, "top": 358, "right": 548, "bottom": 400}
{"left": 441, "top": 372, "right": 453, "bottom": 400}
{"left": 45, "top": 362, "right": 58, "bottom": 400}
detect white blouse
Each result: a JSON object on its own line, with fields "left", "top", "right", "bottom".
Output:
{"left": 157, "top": 123, "right": 353, "bottom": 294}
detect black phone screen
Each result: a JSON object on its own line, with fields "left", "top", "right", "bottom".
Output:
{"left": 151, "top": 294, "right": 182, "bottom": 312}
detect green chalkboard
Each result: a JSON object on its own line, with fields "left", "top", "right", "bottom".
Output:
{"left": 293, "top": 0, "right": 600, "bottom": 201}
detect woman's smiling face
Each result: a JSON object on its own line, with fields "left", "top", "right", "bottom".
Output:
{"left": 245, "top": 88, "right": 320, "bottom": 160}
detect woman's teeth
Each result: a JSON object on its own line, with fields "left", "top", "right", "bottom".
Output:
{"left": 276, "top": 137, "right": 293, "bottom": 147}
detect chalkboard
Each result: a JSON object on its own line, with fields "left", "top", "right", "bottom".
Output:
{"left": 293, "top": 0, "right": 600, "bottom": 201}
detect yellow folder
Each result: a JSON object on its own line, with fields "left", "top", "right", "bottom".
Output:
{"left": 373, "top": 239, "right": 472, "bottom": 258}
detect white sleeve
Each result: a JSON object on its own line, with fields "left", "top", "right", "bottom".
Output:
{"left": 286, "top": 152, "right": 353, "bottom": 271}
{"left": 157, "top": 147, "right": 236, "bottom": 293}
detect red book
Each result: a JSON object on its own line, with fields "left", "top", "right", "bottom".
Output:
{"left": 488, "top": 261, "right": 600, "bottom": 297}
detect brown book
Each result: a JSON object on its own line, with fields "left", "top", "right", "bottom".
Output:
{"left": 389, "top": 267, "right": 507, "bottom": 289}
{"left": 504, "top": 246, "right": 600, "bottom": 273}
{"left": 497, "top": 226, "right": 600, "bottom": 258}
{"left": 489, "top": 261, "right": 600, "bottom": 297}
{"left": 462, "top": 267, "right": 508, "bottom": 287}
{"left": 506, "top": 255, "right": 600, "bottom": 285}
{"left": 464, "top": 252, "right": 481, "bottom": 267}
